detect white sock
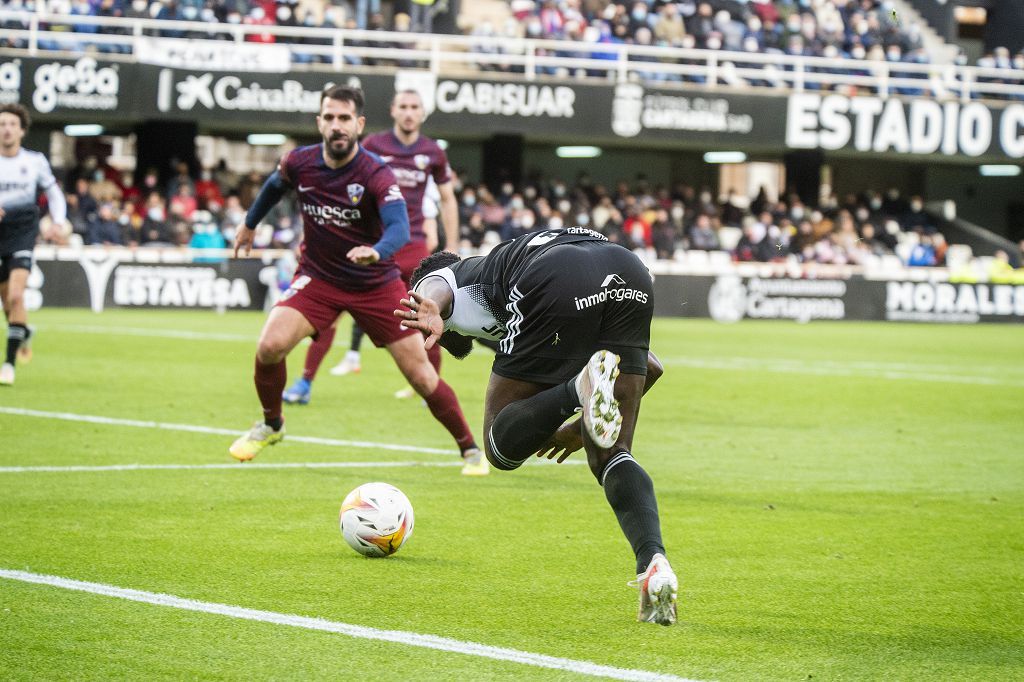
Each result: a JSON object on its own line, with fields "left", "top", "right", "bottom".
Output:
{"left": 345, "top": 350, "right": 360, "bottom": 363}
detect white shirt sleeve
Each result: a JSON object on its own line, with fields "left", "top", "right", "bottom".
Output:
{"left": 37, "top": 154, "right": 67, "bottom": 224}
{"left": 44, "top": 179, "right": 67, "bottom": 225}
{"left": 422, "top": 175, "right": 440, "bottom": 220}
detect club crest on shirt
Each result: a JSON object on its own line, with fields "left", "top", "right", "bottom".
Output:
{"left": 414, "top": 154, "right": 430, "bottom": 170}
{"left": 347, "top": 183, "right": 365, "bottom": 204}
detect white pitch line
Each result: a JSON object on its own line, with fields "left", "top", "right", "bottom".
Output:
{"left": 662, "top": 356, "right": 1024, "bottom": 387}
{"left": 0, "top": 461, "right": 461, "bottom": 473}
{"left": 0, "top": 569, "right": 697, "bottom": 682}
{"left": 0, "top": 459, "right": 582, "bottom": 473}
{"left": 0, "top": 407, "right": 453, "bottom": 456}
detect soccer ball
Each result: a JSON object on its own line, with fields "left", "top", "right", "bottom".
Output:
{"left": 339, "top": 482, "right": 415, "bottom": 558}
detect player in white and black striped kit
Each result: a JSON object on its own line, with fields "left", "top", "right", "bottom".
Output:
{"left": 0, "top": 104, "right": 67, "bottom": 385}
{"left": 397, "top": 227, "right": 679, "bottom": 625}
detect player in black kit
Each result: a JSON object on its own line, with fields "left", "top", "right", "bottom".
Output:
{"left": 396, "top": 227, "right": 679, "bottom": 625}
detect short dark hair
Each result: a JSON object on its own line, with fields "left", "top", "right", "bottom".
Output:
{"left": 0, "top": 103, "right": 30, "bottom": 131}
{"left": 320, "top": 85, "right": 365, "bottom": 116}
{"left": 391, "top": 89, "right": 423, "bottom": 105}
{"left": 409, "top": 250, "right": 461, "bottom": 289}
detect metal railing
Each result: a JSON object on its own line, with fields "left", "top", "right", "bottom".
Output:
{"left": 3, "top": 9, "right": 1024, "bottom": 102}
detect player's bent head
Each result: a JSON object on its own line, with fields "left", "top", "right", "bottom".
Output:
{"left": 0, "top": 103, "right": 30, "bottom": 131}
{"left": 320, "top": 85, "right": 365, "bottom": 116}
{"left": 438, "top": 331, "right": 473, "bottom": 360}
{"left": 410, "top": 251, "right": 461, "bottom": 289}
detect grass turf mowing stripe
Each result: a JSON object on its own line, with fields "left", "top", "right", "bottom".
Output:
{"left": 662, "top": 356, "right": 1024, "bottom": 387}
{"left": 0, "top": 407, "right": 453, "bottom": 455}
{"left": 0, "top": 569, "right": 698, "bottom": 682}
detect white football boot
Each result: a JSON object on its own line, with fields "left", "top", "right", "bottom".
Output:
{"left": 329, "top": 351, "right": 361, "bottom": 376}
{"left": 629, "top": 553, "right": 678, "bottom": 626}
{"left": 0, "top": 362, "right": 14, "bottom": 386}
{"left": 575, "top": 350, "right": 622, "bottom": 448}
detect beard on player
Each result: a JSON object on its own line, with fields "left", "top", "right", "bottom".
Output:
{"left": 324, "top": 133, "right": 355, "bottom": 161}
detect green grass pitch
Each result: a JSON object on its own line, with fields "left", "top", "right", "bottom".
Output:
{"left": 1, "top": 308, "right": 1021, "bottom": 680}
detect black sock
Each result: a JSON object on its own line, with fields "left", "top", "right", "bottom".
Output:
{"left": 6, "top": 323, "right": 27, "bottom": 365}
{"left": 487, "top": 379, "right": 580, "bottom": 470}
{"left": 264, "top": 416, "right": 284, "bottom": 431}
{"left": 350, "top": 324, "right": 365, "bottom": 354}
{"left": 600, "top": 452, "right": 666, "bottom": 574}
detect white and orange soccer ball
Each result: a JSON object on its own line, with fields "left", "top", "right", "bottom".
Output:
{"left": 339, "top": 482, "right": 415, "bottom": 558}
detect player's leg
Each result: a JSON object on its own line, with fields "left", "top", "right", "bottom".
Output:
{"left": 580, "top": 368, "right": 675, "bottom": 625}
{"left": 231, "top": 275, "right": 337, "bottom": 460}
{"left": 394, "top": 335, "right": 439, "bottom": 399}
{"left": 1, "top": 264, "right": 30, "bottom": 386}
{"left": 230, "top": 305, "right": 315, "bottom": 461}
{"left": 283, "top": 314, "right": 342, "bottom": 405}
{"left": 394, "top": 242, "right": 435, "bottom": 399}
{"left": 587, "top": 244, "right": 675, "bottom": 624}
{"left": 481, "top": 373, "right": 580, "bottom": 470}
{"left": 385, "top": 333, "right": 483, "bottom": 471}
{"left": 350, "top": 277, "right": 483, "bottom": 473}
{"left": 329, "top": 322, "right": 363, "bottom": 376}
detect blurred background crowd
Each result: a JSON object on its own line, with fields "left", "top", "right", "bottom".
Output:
{"left": 37, "top": 154, "right": 1024, "bottom": 279}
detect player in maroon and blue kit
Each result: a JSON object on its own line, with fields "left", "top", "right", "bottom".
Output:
{"left": 283, "top": 89, "right": 488, "bottom": 475}
{"left": 229, "top": 85, "right": 479, "bottom": 466}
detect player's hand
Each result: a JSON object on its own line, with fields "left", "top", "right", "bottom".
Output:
{"left": 534, "top": 419, "right": 584, "bottom": 463}
{"left": 395, "top": 290, "right": 443, "bottom": 350}
{"left": 347, "top": 246, "right": 380, "bottom": 264}
{"left": 0, "top": 207, "right": 6, "bottom": 221}
{"left": 233, "top": 224, "right": 254, "bottom": 257}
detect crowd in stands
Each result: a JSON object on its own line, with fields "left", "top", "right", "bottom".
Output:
{"left": 449, "top": 171, "right": 952, "bottom": 268}
{"left": 43, "top": 153, "right": 1013, "bottom": 275}
{"left": 3, "top": 0, "right": 1024, "bottom": 81}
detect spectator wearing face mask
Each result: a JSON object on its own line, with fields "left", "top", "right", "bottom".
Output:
{"left": 245, "top": 5, "right": 276, "bottom": 44}
{"left": 906, "top": 234, "right": 936, "bottom": 267}
{"left": 189, "top": 210, "right": 228, "bottom": 263}
{"left": 687, "top": 2, "right": 715, "bottom": 47}
{"left": 89, "top": 169, "right": 123, "bottom": 204}
{"left": 461, "top": 211, "right": 488, "bottom": 249}
{"left": 688, "top": 213, "right": 719, "bottom": 251}
{"left": 140, "top": 192, "right": 173, "bottom": 245}
{"left": 654, "top": 3, "right": 686, "bottom": 47}
{"left": 87, "top": 202, "right": 126, "bottom": 246}
{"left": 901, "top": 196, "right": 934, "bottom": 234}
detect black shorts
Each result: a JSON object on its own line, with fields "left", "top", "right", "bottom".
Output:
{"left": 491, "top": 241, "right": 653, "bottom": 384}
{"left": 0, "top": 224, "right": 37, "bottom": 283}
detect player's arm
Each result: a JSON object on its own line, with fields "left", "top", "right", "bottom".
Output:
{"left": 394, "top": 275, "right": 454, "bottom": 350}
{"left": 43, "top": 181, "right": 67, "bottom": 226}
{"left": 422, "top": 179, "right": 440, "bottom": 252}
{"left": 37, "top": 157, "right": 67, "bottom": 226}
{"left": 437, "top": 179, "right": 460, "bottom": 253}
{"left": 348, "top": 199, "right": 410, "bottom": 265}
{"left": 535, "top": 350, "right": 665, "bottom": 463}
{"left": 234, "top": 170, "right": 288, "bottom": 257}
{"left": 422, "top": 217, "right": 439, "bottom": 253}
